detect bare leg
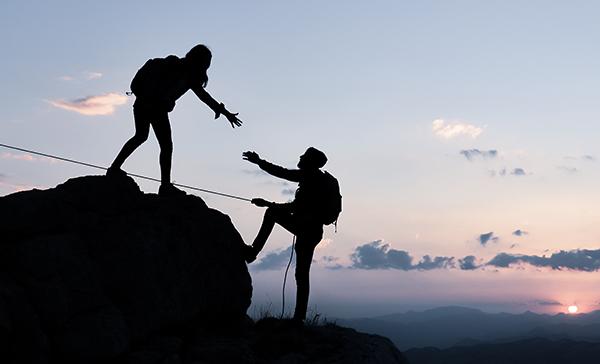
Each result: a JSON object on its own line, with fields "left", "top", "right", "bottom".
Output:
{"left": 110, "top": 107, "right": 150, "bottom": 170}
{"left": 151, "top": 113, "right": 173, "bottom": 184}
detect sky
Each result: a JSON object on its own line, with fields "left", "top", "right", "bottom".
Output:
{"left": 2, "top": 0, "right": 600, "bottom": 318}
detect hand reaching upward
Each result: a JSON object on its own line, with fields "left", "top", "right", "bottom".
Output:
{"left": 242, "top": 151, "right": 261, "bottom": 164}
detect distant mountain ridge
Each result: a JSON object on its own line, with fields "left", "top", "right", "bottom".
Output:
{"left": 405, "top": 338, "right": 600, "bottom": 364}
{"left": 337, "top": 306, "right": 600, "bottom": 350}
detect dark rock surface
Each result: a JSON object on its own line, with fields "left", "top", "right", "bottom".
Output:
{"left": 0, "top": 175, "right": 407, "bottom": 363}
{"left": 0, "top": 175, "right": 252, "bottom": 363}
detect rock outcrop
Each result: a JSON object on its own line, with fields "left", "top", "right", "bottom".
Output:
{"left": 0, "top": 175, "right": 407, "bottom": 363}
{"left": 0, "top": 175, "right": 252, "bottom": 362}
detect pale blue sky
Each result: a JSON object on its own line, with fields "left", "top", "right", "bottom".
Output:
{"left": 2, "top": 0, "right": 600, "bottom": 317}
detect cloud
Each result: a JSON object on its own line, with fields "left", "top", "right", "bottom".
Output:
{"left": 558, "top": 166, "right": 578, "bottom": 174}
{"left": 512, "top": 229, "right": 528, "bottom": 237}
{"left": 281, "top": 188, "right": 295, "bottom": 196}
{"left": 583, "top": 155, "right": 596, "bottom": 161}
{"left": 1, "top": 152, "right": 37, "bottom": 162}
{"left": 479, "top": 232, "right": 499, "bottom": 246}
{"left": 242, "top": 169, "right": 268, "bottom": 177}
{"left": 458, "top": 255, "right": 480, "bottom": 270}
{"left": 0, "top": 152, "right": 58, "bottom": 164}
{"left": 48, "top": 92, "right": 128, "bottom": 116}
{"left": 534, "top": 299, "right": 562, "bottom": 306}
{"left": 350, "top": 240, "right": 454, "bottom": 270}
{"left": 460, "top": 149, "right": 498, "bottom": 161}
{"left": 252, "top": 246, "right": 294, "bottom": 271}
{"left": 85, "top": 71, "right": 103, "bottom": 80}
{"left": 432, "top": 119, "right": 483, "bottom": 139}
{"left": 511, "top": 168, "right": 526, "bottom": 176}
{"left": 486, "top": 249, "right": 600, "bottom": 272}
{"left": 565, "top": 155, "right": 595, "bottom": 162}
{"left": 58, "top": 71, "right": 102, "bottom": 82}
{"left": 490, "top": 168, "right": 529, "bottom": 177}
{"left": 321, "top": 255, "right": 344, "bottom": 270}
{"left": 0, "top": 180, "right": 38, "bottom": 193}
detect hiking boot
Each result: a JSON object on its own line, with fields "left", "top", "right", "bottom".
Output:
{"left": 243, "top": 245, "right": 258, "bottom": 263}
{"left": 159, "top": 183, "right": 186, "bottom": 197}
{"left": 106, "top": 166, "right": 127, "bottom": 178}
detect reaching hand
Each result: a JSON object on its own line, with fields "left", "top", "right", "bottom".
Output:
{"left": 225, "top": 111, "right": 242, "bottom": 128}
{"left": 251, "top": 198, "right": 271, "bottom": 207}
{"left": 242, "top": 151, "right": 261, "bottom": 164}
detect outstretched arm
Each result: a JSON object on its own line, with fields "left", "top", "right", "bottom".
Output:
{"left": 192, "top": 86, "right": 242, "bottom": 128}
{"left": 243, "top": 151, "right": 302, "bottom": 182}
{"left": 251, "top": 198, "right": 293, "bottom": 209}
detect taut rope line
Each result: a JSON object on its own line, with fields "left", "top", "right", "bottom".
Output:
{"left": 0, "top": 142, "right": 252, "bottom": 202}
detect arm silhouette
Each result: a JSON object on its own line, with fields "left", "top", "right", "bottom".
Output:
{"left": 192, "top": 87, "right": 242, "bottom": 128}
{"left": 242, "top": 151, "right": 302, "bottom": 182}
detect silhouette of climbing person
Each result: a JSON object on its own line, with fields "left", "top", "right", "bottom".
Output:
{"left": 108, "top": 44, "right": 242, "bottom": 195}
{"left": 243, "top": 148, "right": 341, "bottom": 323}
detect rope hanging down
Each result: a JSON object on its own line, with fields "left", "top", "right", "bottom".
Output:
{"left": 0, "top": 142, "right": 252, "bottom": 202}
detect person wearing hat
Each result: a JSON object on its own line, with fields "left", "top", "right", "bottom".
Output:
{"left": 108, "top": 44, "right": 242, "bottom": 196}
{"left": 242, "top": 147, "right": 330, "bottom": 323}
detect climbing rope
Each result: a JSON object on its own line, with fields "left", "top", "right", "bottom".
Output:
{"left": 280, "top": 235, "right": 296, "bottom": 318}
{"left": 0, "top": 142, "right": 252, "bottom": 202}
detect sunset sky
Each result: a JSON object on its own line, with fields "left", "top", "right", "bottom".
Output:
{"left": 2, "top": 1, "right": 600, "bottom": 317}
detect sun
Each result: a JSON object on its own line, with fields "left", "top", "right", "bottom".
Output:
{"left": 567, "top": 305, "right": 578, "bottom": 314}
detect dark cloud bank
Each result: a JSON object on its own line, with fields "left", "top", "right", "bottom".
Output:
{"left": 345, "top": 241, "right": 600, "bottom": 272}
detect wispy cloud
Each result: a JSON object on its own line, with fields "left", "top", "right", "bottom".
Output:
{"left": 558, "top": 166, "right": 578, "bottom": 174}
{"left": 1, "top": 152, "right": 57, "bottom": 163}
{"left": 565, "top": 155, "right": 595, "bottom": 162}
{"left": 534, "top": 299, "right": 562, "bottom": 306}
{"left": 479, "top": 232, "right": 499, "bottom": 246}
{"left": 252, "top": 246, "right": 294, "bottom": 271}
{"left": 58, "top": 71, "right": 103, "bottom": 82}
{"left": 460, "top": 149, "right": 498, "bottom": 161}
{"left": 85, "top": 71, "right": 103, "bottom": 80}
{"left": 281, "top": 188, "right": 295, "bottom": 196}
{"left": 487, "top": 249, "right": 600, "bottom": 272}
{"left": 512, "top": 229, "right": 528, "bottom": 237}
{"left": 432, "top": 119, "right": 482, "bottom": 139}
{"left": 490, "top": 168, "right": 529, "bottom": 177}
{"left": 512, "top": 168, "right": 526, "bottom": 176}
{"left": 48, "top": 92, "right": 128, "bottom": 116}
{"left": 0, "top": 179, "right": 38, "bottom": 193}
{"left": 350, "top": 240, "right": 454, "bottom": 270}
{"left": 242, "top": 169, "right": 268, "bottom": 177}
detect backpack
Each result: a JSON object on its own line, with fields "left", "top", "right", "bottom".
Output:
{"left": 319, "top": 171, "right": 342, "bottom": 227}
{"left": 130, "top": 56, "right": 179, "bottom": 97}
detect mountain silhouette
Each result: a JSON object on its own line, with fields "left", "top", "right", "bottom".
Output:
{"left": 338, "top": 306, "right": 600, "bottom": 350}
{"left": 405, "top": 337, "right": 600, "bottom": 364}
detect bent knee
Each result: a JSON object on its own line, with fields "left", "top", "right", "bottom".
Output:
{"left": 131, "top": 133, "right": 148, "bottom": 144}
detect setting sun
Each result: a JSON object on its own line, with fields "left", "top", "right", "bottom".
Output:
{"left": 568, "top": 305, "right": 578, "bottom": 314}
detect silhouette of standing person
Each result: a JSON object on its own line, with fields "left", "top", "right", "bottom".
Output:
{"left": 108, "top": 44, "right": 242, "bottom": 195}
{"left": 243, "top": 148, "right": 341, "bottom": 323}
